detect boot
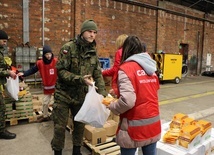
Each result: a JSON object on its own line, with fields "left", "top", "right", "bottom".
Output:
{"left": 37, "top": 116, "right": 51, "bottom": 123}
{"left": 72, "top": 145, "right": 82, "bottom": 155}
{"left": 54, "top": 150, "right": 62, "bottom": 155}
{"left": 0, "top": 130, "right": 16, "bottom": 139}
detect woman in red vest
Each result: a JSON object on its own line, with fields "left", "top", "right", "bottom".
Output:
{"left": 18, "top": 45, "right": 57, "bottom": 122}
{"left": 108, "top": 36, "right": 161, "bottom": 155}
{"left": 102, "top": 34, "right": 128, "bottom": 98}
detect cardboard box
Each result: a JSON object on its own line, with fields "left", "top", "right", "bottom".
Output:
{"left": 201, "top": 128, "right": 212, "bottom": 143}
{"left": 84, "top": 125, "right": 106, "bottom": 145}
{"left": 157, "top": 140, "right": 203, "bottom": 155}
{"left": 211, "top": 128, "right": 214, "bottom": 138}
{"left": 177, "top": 133, "right": 201, "bottom": 151}
{"left": 107, "top": 111, "right": 114, "bottom": 120}
{"left": 107, "top": 111, "right": 120, "bottom": 123}
{"left": 103, "top": 120, "right": 118, "bottom": 137}
{"left": 202, "top": 138, "right": 211, "bottom": 155}
{"left": 210, "top": 138, "right": 214, "bottom": 154}
{"left": 157, "top": 141, "right": 167, "bottom": 155}
{"left": 159, "top": 122, "right": 214, "bottom": 155}
{"left": 112, "top": 114, "right": 120, "bottom": 123}
{"left": 157, "top": 142, "right": 187, "bottom": 155}
{"left": 201, "top": 137, "right": 214, "bottom": 155}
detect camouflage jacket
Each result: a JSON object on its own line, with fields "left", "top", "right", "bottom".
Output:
{"left": 55, "top": 36, "right": 107, "bottom": 104}
{"left": 0, "top": 47, "right": 9, "bottom": 86}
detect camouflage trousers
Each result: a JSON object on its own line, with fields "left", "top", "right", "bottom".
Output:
{"left": 51, "top": 98, "right": 85, "bottom": 151}
{"left": 0, "top": 92, "right": 6, "bottom": 132}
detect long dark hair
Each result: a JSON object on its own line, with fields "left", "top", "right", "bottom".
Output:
{"left": 120, "top": 35, "right": 144, "bottom": 64}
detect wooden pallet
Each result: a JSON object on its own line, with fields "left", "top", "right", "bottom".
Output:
{"left": 6, "top": 116, "right": 37, "bottom": 126}
{"left": 93, "top": 142, "right": 120, "bottom": 155}
{"left": 84, "top": 137, "right": 120, "bottom": 155}
{"left": 33, "top": 106, "right": 53, "bottom": 118}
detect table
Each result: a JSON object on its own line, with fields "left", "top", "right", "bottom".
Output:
{"left": 157, "top": 123, "right": 214, "bottom": 155}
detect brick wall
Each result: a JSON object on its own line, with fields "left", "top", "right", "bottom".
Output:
{"left": 0, "top": 0, "right": 214, "bottom": 75}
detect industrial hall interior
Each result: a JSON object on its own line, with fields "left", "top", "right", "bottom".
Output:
{"left": 1, "top": 0, "right": 214, "bottom": 155}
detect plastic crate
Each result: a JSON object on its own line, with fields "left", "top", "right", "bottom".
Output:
{"left": 29, "top": 47, "right": 37, "bottom": 56}
{"left": 22, "top": 47, "right": 29, "bottom": 57}
{"left": 29, "top": 56, "right": 37, "bottom": 63}
{"left": 99, "top": 58, "right": 110, "bottom": 69}
{"left": 23, "top": 63, "right": 30, "bottom": 71}
{"left": 15, "top": 47, "right": 23, "bottom": 56}
{"left": 16, "top": 56, "right": 22, "bottom": 63}
{"left": 23, "top": 56, "right": 30, "bottom": 63}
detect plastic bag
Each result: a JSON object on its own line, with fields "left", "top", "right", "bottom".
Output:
{"left": 74, "top": 82, "right": 110, "bottom": 128}
{"left": 6, "top": 77, "right": 19, "bottom": 101}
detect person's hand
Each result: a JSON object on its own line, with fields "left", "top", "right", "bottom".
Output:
{"left": 18, "top": 72, "right": 24, "bottom": 76}
{"left": 9, "top": 70, "right": 17, "bottom": 80}
{"left": 83, "top": 75, "right": 98, "bottom": 89}
{"left": 109, "top": 89, "right": 117, "bottom": 98}
{"left": 83, "top": 75, "right": 93, "bottom": 86}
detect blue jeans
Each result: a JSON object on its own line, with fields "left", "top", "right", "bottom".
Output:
{"left": 120, "top": 142, "right": 157, "bottom": 155}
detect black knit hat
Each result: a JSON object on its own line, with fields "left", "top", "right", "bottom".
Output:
{"left": 0, "top": 30, "right": 8, "bottom": 40}
{"left": 80, "top": 19, "right": 97, "bottom": 34}
{"left": 43, "top": 45, "right": 52, "bottom": 55}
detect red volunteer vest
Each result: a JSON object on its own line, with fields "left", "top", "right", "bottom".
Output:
{"left": 119, "top": 61, "right": 161, "bottom": 141}
{"left": 37, "top": 58, "right": 57, "bottom": 94}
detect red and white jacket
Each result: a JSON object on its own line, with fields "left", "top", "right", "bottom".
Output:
{"left": 102, "top": 48, "right": 122, "bottom": 97}
{"left": 109, "top": 53, "right": 161, "bottom": 148}
{"left": 37, "top": 58, "right": 57, "bottom": 94}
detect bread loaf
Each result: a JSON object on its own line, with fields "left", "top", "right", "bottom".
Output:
{"left": 102, "top": 96, "right": 117, "bottom": 106}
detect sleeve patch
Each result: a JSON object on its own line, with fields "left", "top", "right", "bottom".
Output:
{"left": 63, "top": 50, "right": 68, "bottom": 54}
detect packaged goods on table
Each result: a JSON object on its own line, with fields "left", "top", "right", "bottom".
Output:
{"left": 178, "top": 125, "right": 201, "bottom": 148}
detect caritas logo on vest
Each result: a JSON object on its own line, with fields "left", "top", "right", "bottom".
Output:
{"left": 137, "top": 70, "right": 157, "bottom": 83}
{"left": 50, "top": 69, "right": 55, "bottom": 75}
{"left": 137, "top": 70, "right": 146, "bottom": 76}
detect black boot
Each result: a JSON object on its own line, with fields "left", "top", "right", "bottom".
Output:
{"left": 0, "top": 130, "right": 16, "bottom": 139}
{"left": 54, "top": 150, "right": 62, "bottom": 155}
{"left": 72, "top": 146, "right": 82, "bottom": 155}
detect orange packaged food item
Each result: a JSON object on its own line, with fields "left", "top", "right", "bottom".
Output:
{"left": 181, "top": 117, "right": 195, "bottom": 128}
{"left": 102, "top": 96, "right": 117, "bottom": 106}
{"left": 193, "top": 120, "right": 212, "bottom": 135}
{"left": 170, "top": 113, "right": 188, "bottom": 129}
{"left": 162, "top": 128, "right": 180, "bottom": 144}
{"left": 173, "top": 113, "right": 188, "bottom": 122}
{"left": 178, "top": 125, "right": 201, "bottom": 148}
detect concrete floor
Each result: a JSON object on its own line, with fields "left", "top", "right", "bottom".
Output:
{"left": 1, "top": 75, "right": 214, "bottom": 155}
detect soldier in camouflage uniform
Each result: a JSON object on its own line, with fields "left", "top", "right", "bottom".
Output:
{"left": 0, "top": 30, "right": 17, "bottom": 139}
{"left": 51, "top": 20, "right": 107, "bottom": 155}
